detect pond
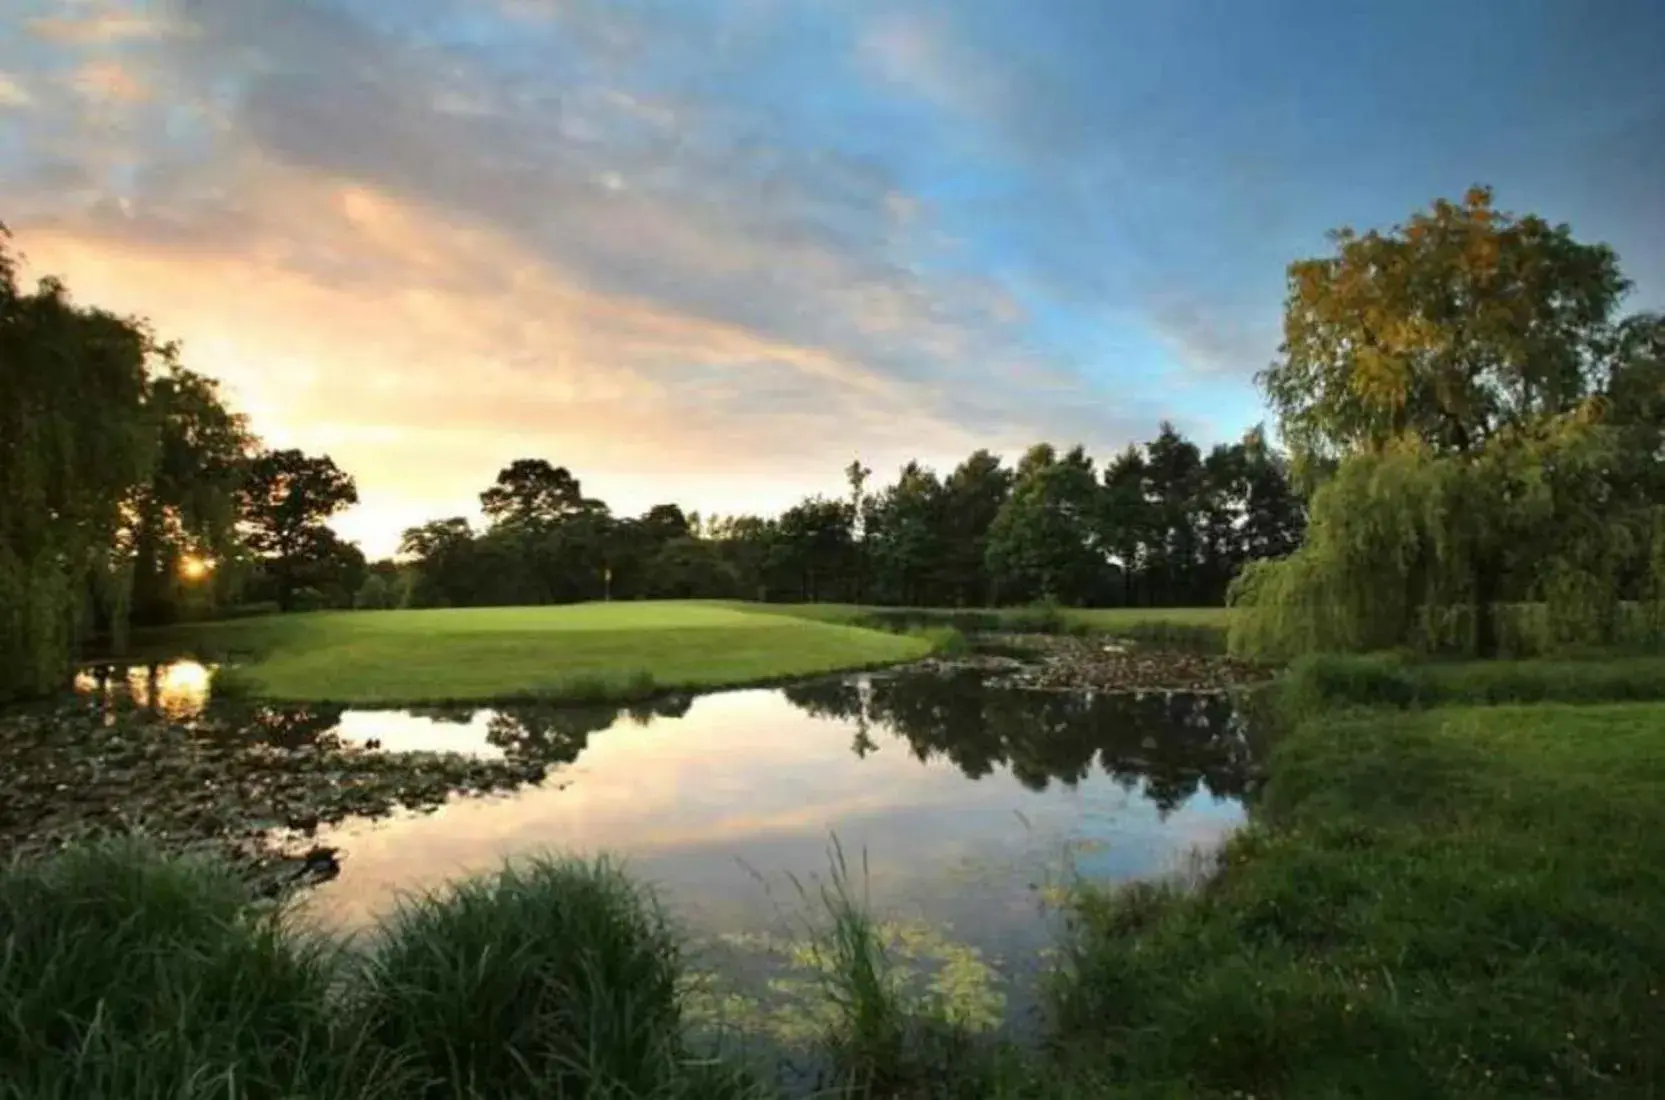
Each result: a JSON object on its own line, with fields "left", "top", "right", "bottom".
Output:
{"left": 66, "top": 659, "right": 1259, "bottom": 1039}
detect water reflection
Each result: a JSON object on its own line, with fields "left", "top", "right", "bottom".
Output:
{"left": 786, "top": 671, "right": 1256, "bottom": 813}
{"left": 75, "top": 661, "right": 214, "bottom": 721}
{"left": 69, "top": 659, "right": 1257, "bottom": 1033}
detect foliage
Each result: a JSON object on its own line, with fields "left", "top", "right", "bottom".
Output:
{"left": 238, "top": 448, "right": 359, "bottom": 612}
{"left": 1262, "top": 185, "right": 1629, "bottom": 465}
{"left": 0, "top": 835, "right": 411, "bottom": 1099}
{"left": 127, "top": 366, "right": 256, "bottom": 627}
{"left": 0, "top": 230, "right": 158, "bottom": 700}
{"left": 356, "top": 855, "right": 693, "bottom": 1097}
{"left": 400, "top": 425, "right": 1300, "bottom": 614}
{"left": 1, "top": 838, "right": 764, "bottom": 1099}
{"left": 984, "top": 444, "right": 1105, "bottom": 605}
{"left": 1237, "top": 189, "right": 1664, "bottom": 659}
{"left": 1278, "top": 649, "right": 1665, "bottom": 723}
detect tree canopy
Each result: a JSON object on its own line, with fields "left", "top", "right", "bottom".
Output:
{"left": 1234, "top": 188, "right": 1664, "bottom": 659}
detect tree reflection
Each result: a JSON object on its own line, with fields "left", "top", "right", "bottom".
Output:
{"left": 205, "top": 702, "right": 349, "bottom": 751}
{"left": 781, "top": 671, "right": 1258, "bottom": 815}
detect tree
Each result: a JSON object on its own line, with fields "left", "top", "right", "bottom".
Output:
{"left": 480, "top": 459, "right": 595, "bottom": 529}
{"left": 985, "top": 444, "right": 1107, "bottom": 605}
{"left": 129, "top": 365, "right": 256, "bottom": 625}
{"left": 938, "top": 450, "right": 1012, "bottom": 606}
{"left": 865, "top": 461, "right": 946, "bottom": 606}
{"left": 1099, "top": 446, "right": 1154, "bottom": 606}
{"left": 1237, "top": 189, "right": 1654, "bottom": 658}
{"left": 239, "top": 449, "right": 358, "bottom": 611}
{"left": 774, "top": 496, "right": 856, "bottom": 602}
{"left": 399, "top": 517, "right": 478, "bottom": 607}
{"left": 1, "top": 230, "right": 158, "bottom": 699}
{"left": 1141, "top": 424, "right": 1205, "bottom": 604}
{"left": 1262, "top": 185, "right": 1628, "bottom": 466}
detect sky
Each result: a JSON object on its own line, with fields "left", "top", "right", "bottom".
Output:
{"left": 4, "top": 0, "right": 1663, "bottom": 556}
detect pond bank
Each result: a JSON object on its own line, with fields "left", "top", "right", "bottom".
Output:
{"left": 924, "top": 631, "right": 1272, "bottom": 694}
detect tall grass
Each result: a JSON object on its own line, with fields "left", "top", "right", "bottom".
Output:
{"left": 0, "top": 839, "right": 763, "bottom": 1100}
{"left": 1107, "top": 620, "right": 1229, "bottom": 654}
{"left": 356, "top": 855, "right": 725, "bottom": 1098}
{"left": 783, "top": 841, "right": 910, "bottom": 1088}
{"left": 0, "top": 836, "right": 413, "bottom": 1100}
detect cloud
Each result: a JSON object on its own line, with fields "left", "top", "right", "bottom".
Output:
{"left": 26, "top": 9, "right": 175, "bottom": 45}
{"left": 4, "top": 0, "right": 1203, "bottom": 552}
{"left": 1146, "top": 294, "right": 1280, "bottom": 380}
{"left": 68, "top": 58, "right": 148, "bottom": 103}
{"left": 0, "top": 71, "right": 33, "bottom": 107}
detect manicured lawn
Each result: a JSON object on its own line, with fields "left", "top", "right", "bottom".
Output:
{"left": 133, "top": 602, "right": 932, "bottom": 705}
{"left": 1052, "top": 697, "right": 1665, "bottom": 1098}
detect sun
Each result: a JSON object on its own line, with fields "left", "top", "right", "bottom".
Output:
{"left": 179, "top": 554, "right": 214, "bottom": 581}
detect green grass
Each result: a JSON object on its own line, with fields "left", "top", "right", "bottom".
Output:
{"left": 0, "top": 837, "right": 763, "bottom": 1100}
{"left": 0, "top": 836, "right": 413, "bottom": 1100}
{"left": 1051, "top": 697, "right": 1665, "bottom": 1098}
{"left": 1278, "top": 650, "right": 1665, "bottom": 723}
{"left": 131, "top": 602, "right": 935, "bottom": 705}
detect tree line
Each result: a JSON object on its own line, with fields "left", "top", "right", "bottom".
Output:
{"left": 388, "top": 427, "right": 1305, "bottom": 613}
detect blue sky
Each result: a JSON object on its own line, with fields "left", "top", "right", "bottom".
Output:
{"left": 4, "top": 0, "right": 1663, "bottom": 553}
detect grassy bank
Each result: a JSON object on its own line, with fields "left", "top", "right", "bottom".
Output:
{"left": 129, "top": 602, "right": 936, "bottom": 706}
{"left": 1050, "top": 688, "right": 1665, "bottom": 1097}
{"left": 1277, "top": 649, "right": 1665, "bottom": 721}
{"left": 0, "top": 837, "right": 764, "bottom": 1099}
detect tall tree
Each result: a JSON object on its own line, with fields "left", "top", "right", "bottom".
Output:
{"left": 939, "top": 450, "right": 1012, "bottom": 606}
{"left": 0, "top": 233, "right": 156, "bottom": 698}
{"left": 1238, "top": 189, "right": 1650, "bottom": 658}
{"left": 866, "top": 461, "right": 946, "bottom": 606}
{"left": 774, "top": 496, "right": 856, "bottom": 602}
{"left": 985, "top": 444, "right": 1107, "bottom": 605}
{"left": 239, "top": 449, "right": 358, "bottom": 612}
{"left": 1262, "top": 185, "right": 1628, "bottom": 466}
{"left": 1141, "top": 424, "right": 1205, "bottom": 605}
{"left": 129, "top": 365, "right": 256, "bottom": 624}
{"left": 1099, "top": 445, "right": 1154, "bottom": 606}
{"left": 480, "top": 459, "right": 595, "bottom": 528}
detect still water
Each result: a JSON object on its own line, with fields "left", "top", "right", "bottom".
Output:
{"left": 75, "top": 661, "right": 1257, "bottom": 1032}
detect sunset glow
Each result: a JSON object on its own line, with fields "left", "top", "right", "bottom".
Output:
{"left": 5, "top": 0, "right": 1660, "bottom": 556}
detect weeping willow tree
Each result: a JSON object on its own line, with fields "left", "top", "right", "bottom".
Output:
{"left": 1228, "top": 406, "right": 1651, "bottom": 659}
{"left": 1233, "top": 188, "right": 1664, "bottom": 660}
{"left": 0, "top": 228, "right": 258, "bottom": 699}
{"left": 0, "top": 229, "right": 158, "bottom": 699}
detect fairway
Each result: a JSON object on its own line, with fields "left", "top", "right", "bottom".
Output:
{"left": 137, "top": 602, "right": 933, "bottom": 705}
